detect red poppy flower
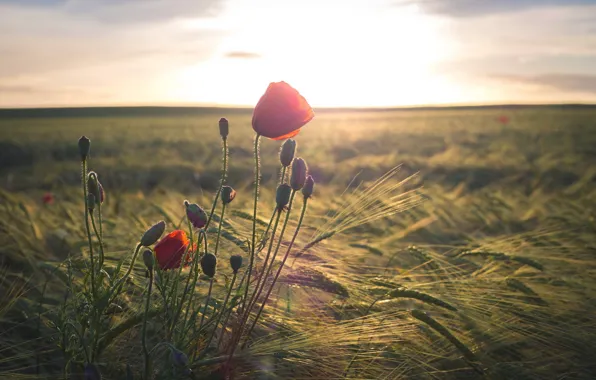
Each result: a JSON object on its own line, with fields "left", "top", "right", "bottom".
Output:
{"left": 252, "top": 81, "right": 314, "bottom": 140}
{"left": 154, "top": 230, "right": 191, "bottom": 270}
{"left": 42, "top": 192, "right": 54, "bottom": 205}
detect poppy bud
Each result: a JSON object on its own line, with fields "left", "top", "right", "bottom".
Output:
{"left": 230, "top": 255, "right": 242, "bottom": 274}
{"left": 171, "top": 347, "right": 188, "bottom": 367}
{"left": 140, "top": 221, "right": 166, "bottom": 247}
{"left": 87, "top": 172, "right": 104, "bottom": 204}
{"left": 221, "top": 186, "right": 236, "bottom": 205}
{"left": 201, "top": 253, "right": 217, "bottom": 278}
{"left": 87, "top": 193, "right": 96, "bottom": 212}
{"left": 302, "top": 175, "right": 314, "bottom": 199}
{"left": 78, "top": 136, "right": 90, "bottom": 161}
{"left": 84, "top": 363, "right": 102, "bottom": 380}
{"left": 219, "top": 117, "right": 229, "bottom": 139}
{"left": 290, "top": 158, "right": 307, "bottom": 191}
{"left": 276, "top": 184, "right": 292, "bottom": 210}
{"left": 279, "top": 139, "right": 296, "bottom": 167}
{"left": 185, "top": 201, "right": 207, "bottom": 229}
{"left": 142, "top": 249, "right": 154, "bottom": 270}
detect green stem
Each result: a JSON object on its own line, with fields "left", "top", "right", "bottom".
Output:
{"left": 142, "top": 269, "right": 154, "bottom": 380}
{"left": 279, "top": 165, "right": 287, "bottom": 185}
{"left": 258, "top": 209, "right": 277, "bottom": 252}
{"left": 90, "top": 212, "right": 104, "bottom": 278}
{"left": 81, "top": 159, "right": 95, "bottom": 298}
{"left": 216, "top": 293, "right": 237, "bottom": 351}
{"left": 245, "top": 209, "right": 281, "bottom": 320}
{"left": 201, "top": 272, "right": 237, "bottom": 357}
{"left": 171, "top": 220, "right": 197, "bottom": 342}
{"left": 242, "top": 197, "right": 308, "bottom": 348}
{"left": 109, "top": 243, "right": 142, "bottom": 302}
{"left": 206, "top": 137, "right": 228, "bottom": 230}
{"left": 213, "top": 203, "right": 226, "bottom": 257}
{"left": 97, "top": 203, "right": 105, "bottom": 270}
{"left": 198, "top": 278, "right": 214, "bottom": 332}
{"left": 167, "top": 243, "right": 193, "bottom": 339}
{"left": 242, "top": 135, "right": 260, "bottom": 316}
{"left": 183, "top": 230, "right": 207, "bottom": 335}
{"left": 88, "top": 171, "right": 105, "bottom": 269}
{"left": 228, "top": 208, "right": 282, "bottom": 359}
{"left": 246, "top": 191, "right": 295, "bottom": 321}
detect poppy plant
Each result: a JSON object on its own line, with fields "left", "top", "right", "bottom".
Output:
{"left": 252, "top": 81, "right": 314, "bottom": 140}
{"left": 497, "top": 115, "right": 510, "bottom": 125}
{"left": 154, "top": 230, "right": 191, "bottom": 270}
{"left": 42, "top": 192, "right": 54, "bottom": 205}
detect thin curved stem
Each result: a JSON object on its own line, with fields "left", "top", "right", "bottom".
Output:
{"left": 142, "top": 269, "right": 154, "bottom": 380}
{"left": 170, "top": 219, "right": 197, "bottom": 340}
{"left": 198, "top": 278, "right": 214, "bottom": 332}
{"left": 109, "top": 243, "right": 142, "bottom": 301}
{"left": 279, "top": 165, "right": 287, "bottom": 185}
{"left": 244, "top": 209, "right": 281, "bottom": 320}
{"left": 227, "top": 209, "right": 282, "bottom": 360}
{"left": 206, "top": 137, "right": 228, "bottom": 230}
{"left": 90, "top": 212, "right": 104, "bottom": 276}
{"left": 183, "top": 229, "right": 207, "bottom": 332}
{"left": 81, "top": 159, "right": 95, "bottom": 298}
{"left": 241, "top": 135, "right": 260, "bottom": 314}
{"left": 98, "top": 203, "right": 104, "bottom": 268}
{"left": 247, "top": 191, "right": 296, "bottom": 320}
{"left": 88, "top": 171, "right": 105, "bottom": 270}
{"left": 258, "top": 208, "right": 277, "bottom": 252}
{"left": 213, "top": 203, "right": 226, "bottom": 257}
{"left": 243, "top": 197, "right": 308, "bottom": 348}
{"left": 202, "top": 272, "right": 237, "bottom": 357}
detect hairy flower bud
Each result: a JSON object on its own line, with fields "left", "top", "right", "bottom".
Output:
{"left": 87, "top": 172, "right": 104, "bottom": 204}
{"left": 279, "top": 139, "right": 296, "bottom": 167}
{"left": 219, "top": 117, "right": 229, "bottom": 139}
{"left": 200, "top": 253, "right": 217, "bottom": 278}
{"left": 221, "top": 186, "right": 236, "bottom": 205}
{"left": 302, "top": 175, "right": 315, "bottom": 199}
{"left": 276, "top": 184, "right": 292, "bottom": 210}
{"left": 142, "top": 249, "right": 154, "bottom": 270}
{"left": 140, "top": 221, "right": 166, "bottom": 247}
{"left": 78, "top": 136, "right": 90, "bottom": 161}
{"left": 84, "top": 363, "right": 102, "bottom": 380}
{"left": 230, "top": 255, "right": 243, "bottom": 274}
{"left": 290, "top": 158, "right": 307, "bottom": 191}
{"left": 185, "top": 201, "right": 207, "bottom": 229}
{"left": 171, "top": 347, "right": 188, "bottom": 367}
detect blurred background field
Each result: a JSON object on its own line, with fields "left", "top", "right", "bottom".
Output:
{"left": 1, "top": 106, "right": 596, "bottom": 379}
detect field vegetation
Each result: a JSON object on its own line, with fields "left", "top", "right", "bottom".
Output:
{"left": 1, "top": 105, "right": 595, "bottom": 379}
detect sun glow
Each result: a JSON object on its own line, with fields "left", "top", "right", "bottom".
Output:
{"left": 172, "top": 0, "right": 456, "bottom": 107}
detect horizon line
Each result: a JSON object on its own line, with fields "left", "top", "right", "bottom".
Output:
{"left": 2, "top": 101, "right": 596, "bottom": 112}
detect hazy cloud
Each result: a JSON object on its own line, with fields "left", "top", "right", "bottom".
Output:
{"left": 401, "top": 0, "right": 596, "bottom": 17}
{"left": 490, "top": 73, "right": 596, "bottom": 94}
{"left": 0, "top": 0, "right": 222, "bottom": 24}
{"left": 224, "top": 51, "right": 261, "bottom": 59}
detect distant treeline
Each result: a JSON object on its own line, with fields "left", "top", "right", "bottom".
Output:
{"left": 0, "top": 104, "right": 595, "bottom": 119}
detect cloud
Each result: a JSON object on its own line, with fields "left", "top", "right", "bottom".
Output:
{"left": 224, "top": 51, "right": 261, "bottom": 59}
{"left": 0, "top": 0, "right": 223, "bottom": 24}
{"left": 400, "top": 0, "right": 596, "bottom": 17}
{"left": 0, "top": 1, "right": 227, "bottom": 107}
{"left": 490, "top": 73, "right": 596, "bottom": 94}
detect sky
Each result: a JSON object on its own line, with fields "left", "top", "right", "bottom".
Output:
{"left": 1, "top": 0, "right": 596, "bottom": 108}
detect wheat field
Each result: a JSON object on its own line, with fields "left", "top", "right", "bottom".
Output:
{"left": 1, "top": 105, "right": 595, "bottom": 379}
